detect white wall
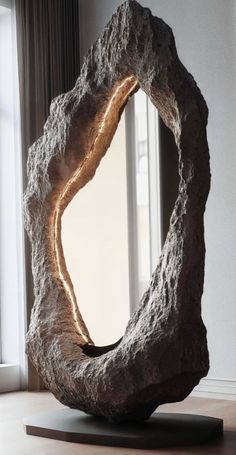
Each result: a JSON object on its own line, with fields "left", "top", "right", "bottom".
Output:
{"left": 68, "top": 0, "right": 236, "bottom": 387}
{"left": 62, "top": 112, "right": 130, "bottom": 346}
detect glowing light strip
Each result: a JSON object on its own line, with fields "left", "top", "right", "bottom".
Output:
{"left": 52, "top": 76, "right": 138, "bottom": 342}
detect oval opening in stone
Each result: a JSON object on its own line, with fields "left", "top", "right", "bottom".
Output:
{"left": 61, "top": 87, "right": 180, "bottom": 350}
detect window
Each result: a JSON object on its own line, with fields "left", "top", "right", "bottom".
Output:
{"left": 126, "top": 89, "right": 178, "bottom": 312}
{"left": 0, "top": 1, "right": 26, "bottom": 392}
{"left": 126, "top": 91, "right": 162, "bottom": 311}
{"left": 134, "top": 91, "right": 151, "bottom": 298}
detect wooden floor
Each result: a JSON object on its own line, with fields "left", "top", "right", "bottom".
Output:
{"left": 0, "top": 391, "right": 235, "bottom": 454}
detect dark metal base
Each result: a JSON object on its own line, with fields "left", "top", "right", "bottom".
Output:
{"left": 23, "top": 409, "right": 223, "bottom": 449}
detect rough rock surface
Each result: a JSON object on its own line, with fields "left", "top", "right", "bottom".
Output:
{"left": 24, "top": 0, "right": 210, "bottom": 423}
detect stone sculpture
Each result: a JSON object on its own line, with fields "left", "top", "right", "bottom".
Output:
{"left": 24, "top": 0, "right": 210, "bottom": 423}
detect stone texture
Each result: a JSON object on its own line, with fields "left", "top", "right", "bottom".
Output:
{"left": 24, "top": 0, "right": 210, "bottom": 423}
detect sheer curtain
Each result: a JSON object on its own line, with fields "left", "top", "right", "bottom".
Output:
{"left": 15, "top": 0, "right": 80, "bottom": 390}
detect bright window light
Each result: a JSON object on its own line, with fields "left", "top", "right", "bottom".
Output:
{"left": 0, "top": 2, "right": 26, "bottom": 390}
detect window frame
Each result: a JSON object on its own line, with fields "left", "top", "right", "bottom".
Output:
{"left": 0, "top": 0, "right": 27, "bottom": 392}
{"left": 126, "top": 89, "right": 179, "bottom": 314}
{"left": 125, "top": 94, "right": 163, "bottom": 313}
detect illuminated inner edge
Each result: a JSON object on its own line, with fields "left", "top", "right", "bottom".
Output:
{"left": 51, "top": 76, "right": 139, "bottom": 344}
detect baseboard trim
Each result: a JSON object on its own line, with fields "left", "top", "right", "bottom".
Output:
{"left": 191, "top": 378, "right": 236, "bottom": 401}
